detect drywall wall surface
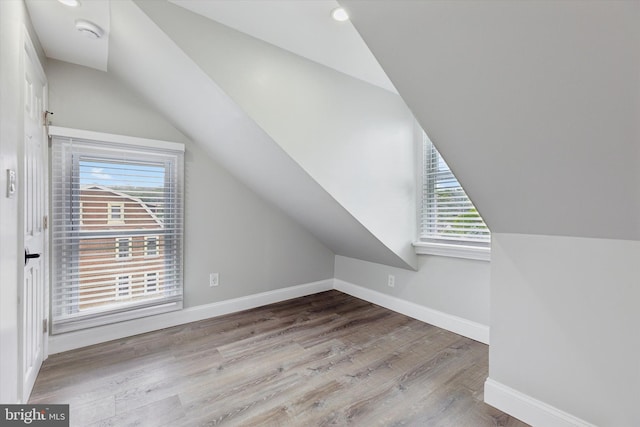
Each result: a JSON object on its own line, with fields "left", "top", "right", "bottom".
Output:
{"left": 107, "top": 0, "right": 413, "bottom": 270}
{"left": 335, "top": 255, "right": 490, "bottom": 326}
{"left": 342, "top": 0, "right": 640, "bottom": 241}
{"left": 490, "top": 233, "right": 640, "bottom": 426}
{"left": 0, "top": 0, "right": 46, "bottom": 404}
{"left": 181, "top": 137, "right": 335, "bottom": 305}
{"left": 46, "top": 60, "right": 335, "bottom": 307}
{"left": 134, "top": 0, "right": 418, "bottom": 269}
{"left": 46, "top": 59, "right": 189, "bottom": 144}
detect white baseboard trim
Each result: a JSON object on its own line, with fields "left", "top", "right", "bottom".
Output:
{"left": 484, "top": 378, "right": 597, "bottom": 427}
{"left": 49, "top": 278, "right": 490, "bottom": 354}
{"left": 49, "top": 279, "right": 334, "bottom": 354}
{"left": 333, "top": 279, "right": 490, "bottom": 344}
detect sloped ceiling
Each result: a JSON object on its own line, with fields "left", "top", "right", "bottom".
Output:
{"left": 342, "top": 0, "right": 640, "bottom": 241}
{"left": 168, "top": 0, "right": 396, "bottom": 93}
{"left": 132, "top": 0, "right": 418, "bottom": 268}
{"left": 106, "top": 0, "right": 417, "bottom": 269}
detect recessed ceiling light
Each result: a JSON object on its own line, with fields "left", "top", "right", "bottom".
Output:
{"left": 331, "top": 7, "right": 349, "bottom": 22}
{"left": 75, "top": 20, "right": 104, "bottom": 39}
{"left": 58, "top": 0, "right": 80, "bottom": 6}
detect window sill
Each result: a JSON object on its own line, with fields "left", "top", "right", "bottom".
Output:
{"left": 413, "top": 241, "right": 490, "bottom": 261}
{"left": 52, "top": 299, "right": 182, "bottom": 335}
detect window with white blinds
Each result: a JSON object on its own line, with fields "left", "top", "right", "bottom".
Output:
{"left": 419, "top": 132, "right": 490, "bottom": 252}
{"left": 50, "top": 128, "right": 184, "bottom": 334}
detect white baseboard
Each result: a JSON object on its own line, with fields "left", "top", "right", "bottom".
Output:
{"left": 49, "top": 279, "right": 334, "bottom": 354}
{"left": 484, "top": 378, "right": 597, "bottom": 427}
{"left": 333, "top": 279, "right": 490, "bottom": 344}
{"left": 49, "top": 278, "right": 489, "bottom": 354}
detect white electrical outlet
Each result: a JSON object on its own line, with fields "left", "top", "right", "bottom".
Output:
{"left": 209, "top": 272, "right": 219, "bottom": 287}
{"left": 388, "top": 274, "right": 395, "bottom": 288}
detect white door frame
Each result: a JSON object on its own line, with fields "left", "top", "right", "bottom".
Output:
{"left": 20, "top": 27, "right": 48, "bottom": 404}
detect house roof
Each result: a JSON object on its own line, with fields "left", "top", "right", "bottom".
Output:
{"left": 81, "top": 184, "right": 162, "bottom": 227}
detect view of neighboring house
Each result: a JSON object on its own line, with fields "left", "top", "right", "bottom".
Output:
{"left": 77, "top": 185, "right": 164, "bottom": 311}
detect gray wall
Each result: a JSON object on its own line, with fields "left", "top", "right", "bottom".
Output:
{"left": 46, "top": 59, "right": 335, "bottom": 307}
{"left": 491, "top": 233, "right": 640, "bottom": 426}
{"left": 335, "top": 255, "right": 490, "bottom": 326}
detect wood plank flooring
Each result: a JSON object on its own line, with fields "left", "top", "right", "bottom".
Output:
{"left": 30, "top": 290, "right": 528, "bottom": 427}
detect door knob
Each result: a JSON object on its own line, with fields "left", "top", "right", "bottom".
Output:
{"left": 25, "top": 249, "right": 41, "bottom": 266}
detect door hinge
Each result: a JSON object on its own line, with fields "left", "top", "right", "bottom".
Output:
{"left": 43, "top": 215, "right": 48, "bottom": 230}
{"left": 43, "top": 319, "right": 48, "bottom": 333}
{"left": 43, "top": 110, "right": 53, "bottom": 127}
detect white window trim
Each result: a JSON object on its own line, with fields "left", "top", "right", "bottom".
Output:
{"left": 144, "top": 235, "right": 159, "bottom": 258}
{"left": 108, "top": 202, "right": 125, "bottom": 224}
{"left": 115, "top": 237, "right": 132, "bottom": 259}
{"left": 50, "top": 127, "right": 184, "bottom": 335}
{"left": 53, "top": 302, "right": 183, "bottom": 335}
{"left": 415, "top": 128, "right": 490, "bottom": 261}
{"left": 48, "top": 126, "right": 185, "bottom": 153}
{"left": 115, "top": 275, "right": 131, "bottom": 300}
{"left": 413, "top": 241, "right": 490, "bottom": 261}
{"left": 144, "top": 271, "right": 160, "bottom": 294}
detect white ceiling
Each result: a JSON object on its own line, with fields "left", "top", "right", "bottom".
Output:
{"left": 25, "top": 0, "right": 110, "bottom": 71}
{"left": 168, "top": 0, "right": 396, "bottom": 92}
{"left": 25, "top": 0, "right": 395, "bottom": 92}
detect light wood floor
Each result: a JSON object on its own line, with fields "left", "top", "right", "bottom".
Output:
{"left": 30, "top": 290, "right": 528, "bottom": 426}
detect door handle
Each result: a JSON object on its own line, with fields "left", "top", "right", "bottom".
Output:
{"left": 25, "top": 249, "right": 41, "bottom": 266}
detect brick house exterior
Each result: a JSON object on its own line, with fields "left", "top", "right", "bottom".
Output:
{"left": 78, "top": 185, "right": 165, "bottom": 311}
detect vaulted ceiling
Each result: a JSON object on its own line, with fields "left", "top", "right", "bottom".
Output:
{"left": 26, "top": 0, "right": 419, "bottom": 270}
{"left": 342, "top": 0, "right": 640, "bottom": 241}
{"left": 168, "top": 0, "right": 396, "bottom": 92}
{"left": 26, "top": 0, "right": 637, "bottom": 274}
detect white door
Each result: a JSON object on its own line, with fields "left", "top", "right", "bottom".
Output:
{"left": 21, "top": 32, "right": 48, "bottom": 403}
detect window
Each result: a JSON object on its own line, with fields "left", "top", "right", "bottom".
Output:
{"left": 144, "top": 236, "right": 159, "bottom": 257}
{"left": 108, "top": 202, "right": 125, "bottom": 224}
{"left": 116, "top": 237, "right": 132, "bottom": 259}
{"left": 50, "top": 127, "right": 184, "bottom": 334}
{"left": 116, "top": 275, "right": 131, "bottom": 300}
{"left": 145, "top": 272, "right": 159, "bottom": 294}
{"left": 416, "top": 132, "right": 490, "bottom": 260}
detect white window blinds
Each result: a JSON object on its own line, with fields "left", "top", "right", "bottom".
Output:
{"left": 50, "top": 128, "right": 184, "bottom": 334}
{"left": 420, "top": 133, "right": 490, "bottom": 246}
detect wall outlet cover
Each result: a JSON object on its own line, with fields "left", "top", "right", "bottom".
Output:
{"left": 210, "top": 272, "right": 219, "bottom": 287}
